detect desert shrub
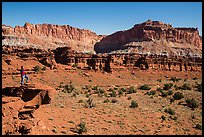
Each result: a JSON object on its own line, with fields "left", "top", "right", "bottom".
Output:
{"left": 118, "top": 89, "right": 124, "bottom": 96}
{"left": 174, "top": 85, "right": 179, "bottom": 90}
{"left": 161, "top": 115, "right": 166, "bottom": 121}
{"left": 146, "top": 90, "right": 156, "bottom": 96}
{"left": 77, "top": 121, "right": 87, "bottom": 134}
{"left": 127, "top": 86, "right": 137, "bottom": 94}
{"left": 169, "top": 98, "right": 175, "bottom": 103}
{"left": 110, "top": 90, "right": 117, "bottom": 97}
{"left": 195, "top": 124, "right": 202, "bottom": 130}
{"left": 185, "top": 98, "right": 199, "bottom": 109}
{"left": 163, "top": 83, "right": 173, "bottom": 90}
{"left": 160, "top": 90, "right": 168, "bottom": 97}
{"left": 34, "top": 65, "right": 41, "bottom": 72}
{"left": 170, "top": 77, "right": 181, "bottom": 82}
{"left": 192, "top": 77, "right": 198, "bottom": 80}
{"left": 130, "top": 100, "right": 138, "bottom": 108}
{"left": 78, "top": 100, "right": 83, "bottom": 103}
{"left": 179, "top": 83, "right": 191, "bottom": 90}
{"left": 42, "top": 66, "right": 46, "bottom": 71}
{"left": 85, "top": 98, "right": 95, "bottom": 108}
{"left": 195, "top": 83, "right": 202, "bottom": 92}
{"left": 86, "top": 94, "right": 90, "bottom": 98}
{"left": 170, "top": 115, "right": 178, "bottom": 121}
{"left": 92, "top": 85, "right": 99, "bottom": 90}
{"left": 156, "top": 88, "right": 163, "bottom": 92}
{"left": 139, "top": 84, "right": 151, "bottom": 90}
{"left": 164, "top": 108, "right": 175, "bottom": 115}
{"left": 173, "top": 92, "right": 184, "bottom": 100}
{"left": 111, "top": 98, "right": 118, "bottom": 103}
{"left": 103, "top": 99, "right": 110, "bottom": 103}
{"left": 72, "top": 64, "right": 78, "bottom": 68}
{"left": 157, "top": 79, "right": 162, "bottom": 82}
{"left": 127, "top": 96, "right": 132, "bottom": 100}
{"left": 167, "top": 90, "right": 173, "bottom": 95}
{"left": 64, "top": 83, "right": 75, "bottom": 93}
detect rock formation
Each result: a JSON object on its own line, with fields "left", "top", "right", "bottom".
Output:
{"left": 94, "top": 20, "right": 202, "bottom": 57}
{"left": 2, "top": 83, "right": 57, "bottom": 135}
{"left": 2, "top": 23, "right": 104, "bottom": 52}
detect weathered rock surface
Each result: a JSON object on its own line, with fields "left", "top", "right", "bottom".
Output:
{"left": 2, "top": 23, "right": 104, "bottom": 52}
{"left": 94, "top": 20, "right": 202, "bottom": 57}
{"left": 2, "top": 83, "right": 57, "bottom": 135}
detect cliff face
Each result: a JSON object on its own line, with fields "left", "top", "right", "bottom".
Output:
{"left": 2, "top": 23, "right": 104, "bottom": 52}
{"left": 94, "top": 20, "right": 202, "bottom": 57}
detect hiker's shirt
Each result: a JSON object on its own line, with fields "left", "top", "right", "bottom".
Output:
{"left": 20, "top": 69, "right": 26, "bottom": 77}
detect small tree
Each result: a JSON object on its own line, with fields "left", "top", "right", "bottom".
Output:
{"left": 173, "top": 92, "right": 184, "bottom": 100}
{"left": 185, "top": 98, "right": 199, "bottom": 109}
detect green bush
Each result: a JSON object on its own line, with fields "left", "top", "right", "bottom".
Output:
{"left": 167, "top": 90, "right": 173, "bottom": 95}
{"left": 42, "top": 66, "right": 46, "bottom": 71}
{"left": 179, "top": 83, "right": 191, "bottom": 90}
{"left": 130, "top": 100, "right": 138, "bottom": 108}
{"left": 170, "top": 77, "right": 181, "bottom": 82}
{"left": 146, "top": 90, "right": 156, "bottom": 96}
{"left": 173, "top": 92, "right": 184, "bottom": 100}
{"left": 160, "top": 90, "right": 168, "bottom": 97}
{"left": 118, "top": 89, "right": 124, "bottom": 96}
{"left": 103, "top": 99, "right": 110, "bottom": 103}
{"left": 164, "top": 108, "right": 175, "bottom": 115}
{"left": 161, "top": 115, "right": 166, "bottom": 121}
{"left": 85, "top": 98, "right": 95, "bottom": 108}
{"left": 64, "top": 83, "right": 75, "bottom": 93}
{"left": 110, "top": 90, "right": 117, "bottom": 97}
{"left": 195, "top": 124, "right": 202, "bottom": 130}
{"left": 127, "top": 86, "right": 137, "bottom": 94}
{"left": 34, "top": 65, "right": 41, "bottom": 72}
{"left": 163, "top": 83, "right": 173, "bottom": 90}
{"left": 185, "top": 98, "right": 199, "bottom": 109}
{"left": 139, "top": 84, "right": 151, "bottom": 90}
{"left": 77, "top": 122, "right": 87, "bottom": 134}
{"left": 195, "top": 83, "right": 202, "bottom": 92}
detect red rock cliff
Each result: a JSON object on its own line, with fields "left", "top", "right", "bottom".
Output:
{"left": 94, "top": 20, "right": 202, "bottom": 55}
{"left": 2, "top": 23, "right": 104, "bottom": 52}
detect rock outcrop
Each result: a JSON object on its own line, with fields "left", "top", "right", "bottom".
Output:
{"left": 94, "top": 20, "right": 202, "bottom": 57}
{"left": 2, "top": 83, "right": 57, "bottom": 135}
{"left": 2, "top": 23, "right": 104, "bottom": 52}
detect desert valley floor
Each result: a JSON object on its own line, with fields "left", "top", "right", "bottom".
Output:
{"left": 2, "top": 56, "right": 202, "bottom": 135}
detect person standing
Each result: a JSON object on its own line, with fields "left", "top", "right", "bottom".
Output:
{"left": 20, "top": 66, "right": 29, "bottom": 85}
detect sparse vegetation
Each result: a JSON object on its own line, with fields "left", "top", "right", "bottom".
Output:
{"left": 63, "top": 82, "right": 75, "bottom": 93}
{"left": 146, "top": 90, "right": 156, "bottom": 96}
{"left": 42, "top": 66, "right": 46, "bottom": 71}
{"left": 179, "top": 83, "right": 191, "bottom": 90}
{"left": 85, "top": 98, "right": 96, "bottom": 108}
{"left": 173, "top": 92, "right": 184, "bottom": 100}
{"left": 195, "top": 124, "right": 202, "bottom": 130}
{"left": 127, "top": 86, "right": 137, "bottom": 94}
{"left": 34, "top": 65, "right": 41, "bottom": 72}
{"left": 76, "top": 121, "right": 87, "bottom": 134}
{"left": 110, "top": 90, "right": 117, "bottom": 97}
{"left": 185, "top": 98, "right": 199, "bottom": 109}
{"left": 195, "top": 83, "right": 202, "bottom": 92}
{"left": 130, "top": 100, "right": 138, "bottom": 108}
{"left": 103, "top": 99, "right": 110, "bottom": 103}
{"left": 192, "top": 77, "right": 198, "bottom": 80}
{"left": 167, "top": 90, "right": 173, "bottom": 95}
{"left": 157, "top": 79, "right": 162, "bottom": 82}
{"left": 164, "top": 108, "right": 175, "bottom": 115}
{"left": 161, "top": 115, "right": 166, "bottom": 121}
{"left": 170, "top": 77, "right": 181, "bottom": 82}
{"left": 163, "top": 83, "right": 173, "bottom": 90}
{"left": 139, "top": 84, "right": 151, "bottom": 90}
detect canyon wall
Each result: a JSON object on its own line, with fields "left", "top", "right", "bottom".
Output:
{"left": 94, "top": 20, "right": 202, "bottom": 57}
{"left": 2, "top": 23, "right": 104, "bottom": 52}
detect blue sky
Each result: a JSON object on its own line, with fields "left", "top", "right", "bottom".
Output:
{"left": 2, "top": 2, "right": 202, "bottom": 36}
